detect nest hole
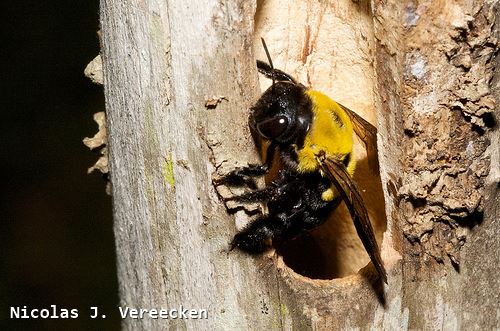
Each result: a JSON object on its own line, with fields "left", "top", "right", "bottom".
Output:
{"left": 275, "top": 157, "right": 388, "bottom": 280}
{"left": 275, "top": 232, "right": 333, "bottom": 279}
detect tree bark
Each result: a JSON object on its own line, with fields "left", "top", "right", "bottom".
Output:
{"left": 99, "top": 0, "right": 499, "bottom": 330}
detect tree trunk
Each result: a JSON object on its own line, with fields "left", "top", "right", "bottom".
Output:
{"left": 99, "top": 0, "right": 499, "bottom": 329}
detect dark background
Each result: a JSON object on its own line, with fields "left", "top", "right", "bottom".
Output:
{"left": 0, "top": 1, "right": 120, "bottom": 329}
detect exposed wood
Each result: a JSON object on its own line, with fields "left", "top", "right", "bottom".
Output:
{"left": 100, "top": 0, "right": 499, "bottom": 329}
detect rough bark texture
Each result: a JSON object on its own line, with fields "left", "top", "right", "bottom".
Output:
{"left": 372, "top": 0, "right": 499, "bottom": 329}
{"left": 99, "top": 0, "right": 499, "bottom": 329}
{"left": 100, "top": 1, "right": 285, "bottom": 329}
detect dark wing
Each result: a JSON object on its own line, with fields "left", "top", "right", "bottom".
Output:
{"left": 317, "top": 153, "right": 388, "bottom": 283}
{"left": 338, "top": 103, "right": 379, "bottom": 172}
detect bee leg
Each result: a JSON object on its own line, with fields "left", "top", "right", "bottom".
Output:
{"left": 215, "top": 142, "right": 277, "bottom": 188}
{"left": 225, "top": 175, "right": 297, "bottom": 203}
{"left": 224, "top": 185, "right": 276, "bottom": 203}
{"left": 301, "top": 211, "right": 328, "bottom": 230}
{"left": 231, "top": 209, "right": 303, "bottom": 253}
{"left": 215, "top": 164, "right": 269, "bottom": 188}
{"left": 230, "top": 215, "right": 276, "bottom": 253}
{"left": 277, "top": 201, "right": 340, "bottom": 241}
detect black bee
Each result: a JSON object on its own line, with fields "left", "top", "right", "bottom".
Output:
{"left": 217, "top": 39, "right": 387, "bottom": 283}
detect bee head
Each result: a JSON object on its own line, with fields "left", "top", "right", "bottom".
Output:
{"left": 249, "top": 81, "right": 312, "bottom": 144}
{"left": 250, "top": 38, "right": 313, "bottom": 145}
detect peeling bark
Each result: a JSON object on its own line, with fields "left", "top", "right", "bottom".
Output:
{"left": 398, "top": 0, "right": 497, "bottom": 266}
{"left": 373, "top": 0, "right": 499, "bottom": 329}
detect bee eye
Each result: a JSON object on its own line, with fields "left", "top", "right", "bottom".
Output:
{"left": 256, "top": 116, "right": 289, "bottom": 139}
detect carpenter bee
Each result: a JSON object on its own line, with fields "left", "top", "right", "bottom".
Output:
{"left": 217, "top": 39, "right": 387, "bottom": 283}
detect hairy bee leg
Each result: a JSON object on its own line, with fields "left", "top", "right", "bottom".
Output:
{"left": 273, "top": 210, "right": 324, "bottom": 242}
{"left": 224, "top": 185, "right": 276, "bottom": 203}
{"left": 225, "top": 175, "right": 299, "bottom": 204}
{"left": 231, "top": 208, "right": 306, "bottom": 253}
{"left": 232, "top": 208, "right": 331, "bottom": 254}
{"left": 214, "top": 164, "right": 268, "bottom": 188}
{"left": 215, "top": 173, "right": 258, "bottom": 189}
{"left": 228, "top": 163, "right": 270, "bottom": 178}
{"left": 215, "top": 142, "right": 277, "bottom": 188}
{"left": 230, "top": 215, "right": 276, "bottom": 253}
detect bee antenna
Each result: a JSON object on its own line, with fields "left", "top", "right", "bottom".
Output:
{"left": 261, "top": 38, "right": 276, "bottom": 92}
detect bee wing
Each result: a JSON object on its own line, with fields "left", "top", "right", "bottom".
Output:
{"left": 338, "top": 103, "right": 379, "bottom": 172}
{"left": 318, "top": 154, "right": 388, "bottom": 283}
